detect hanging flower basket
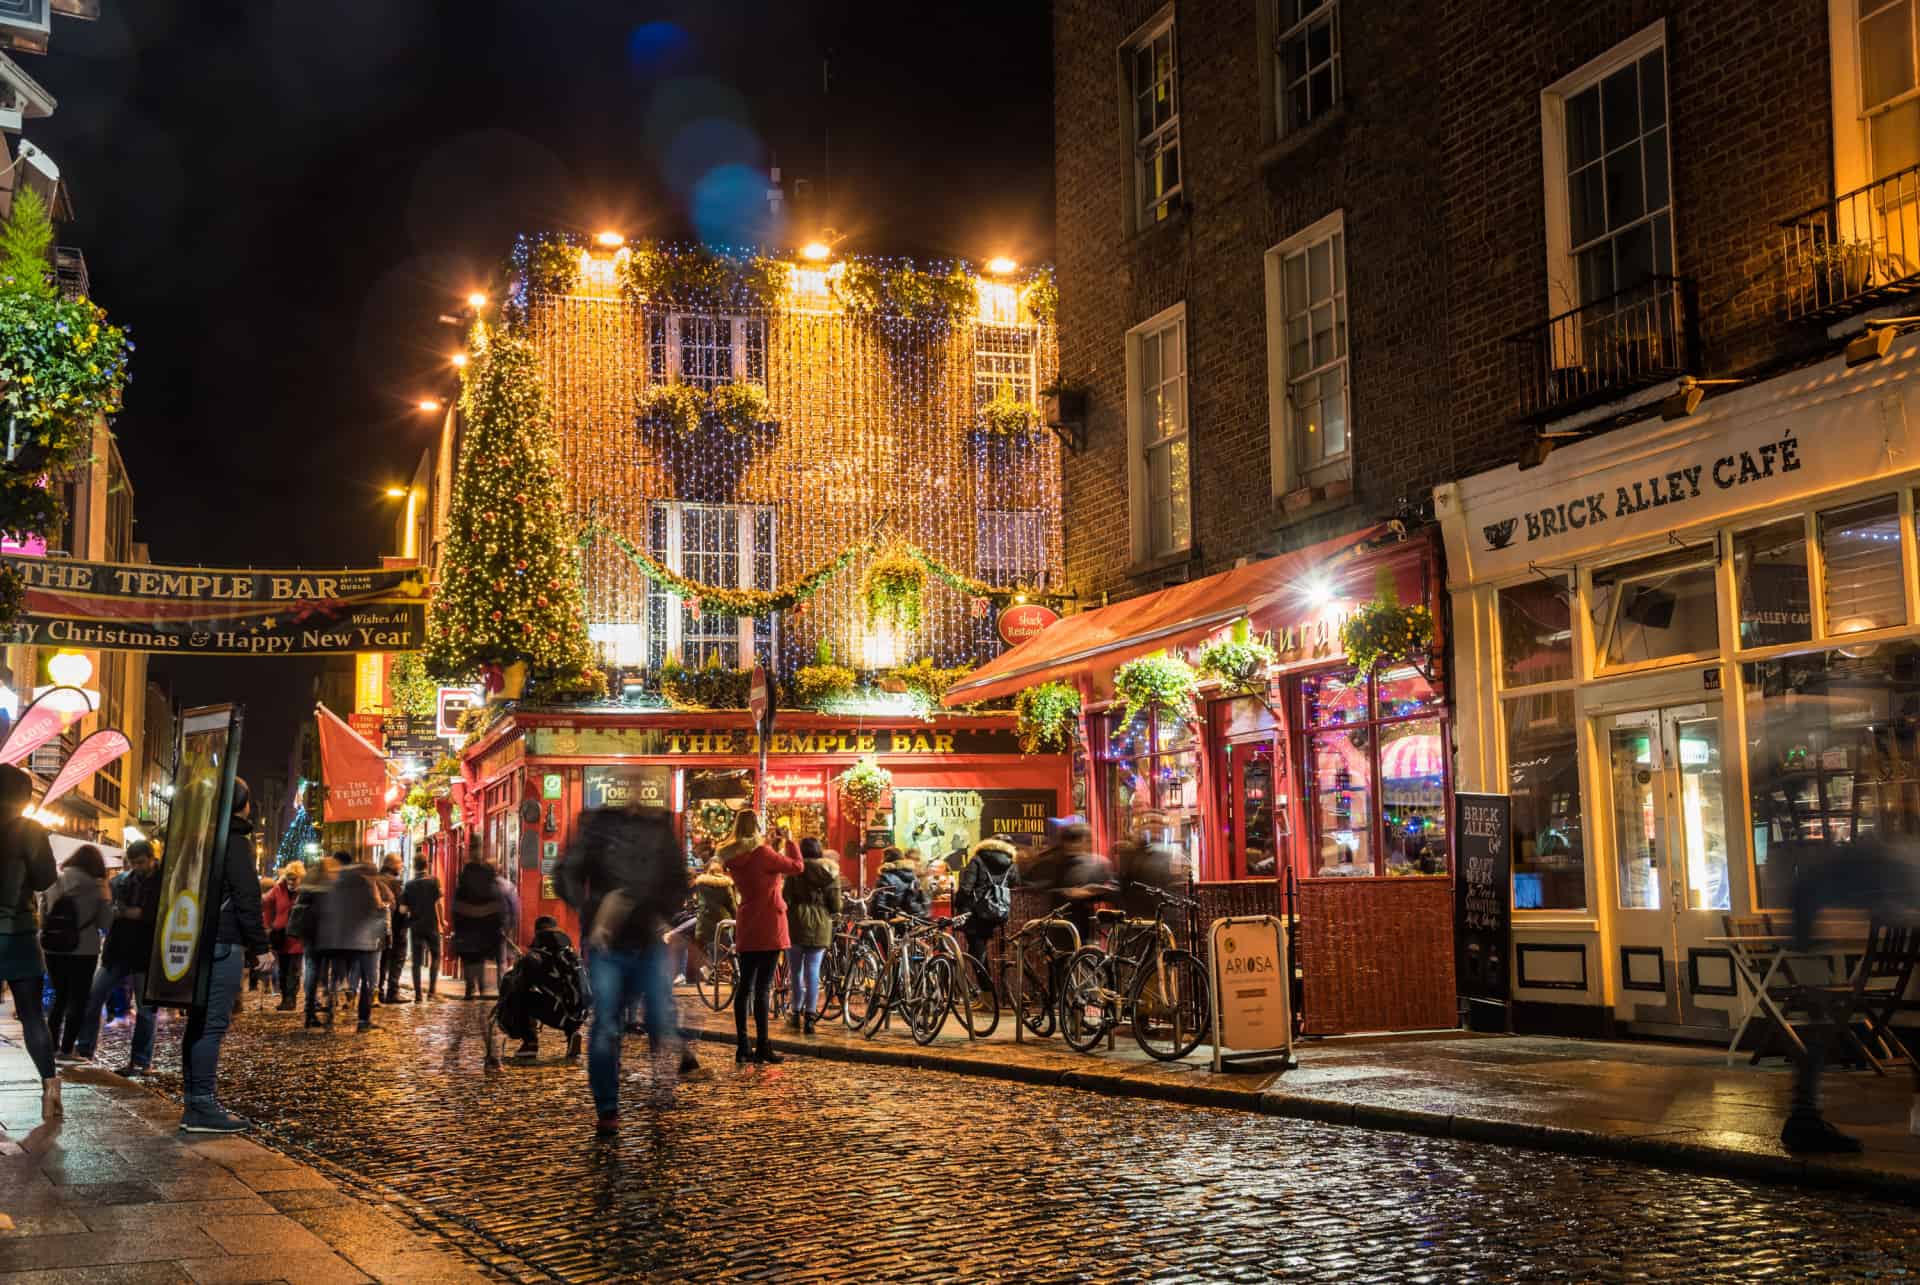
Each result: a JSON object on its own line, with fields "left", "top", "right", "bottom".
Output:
{"left": 1112, "top": 651, "right": 1198, "bottom": 729}
{"left": 793, "top": 662, "right": 857, "bottom": 709}
{"left": 838, "top": 755, "right": 892, "bottom": 815}
{"left": 1339, "top": 574, "right": 1435, "bottom": 674}
{"left": 863, "top": 541, "right": 927, "bottom": 632}
{"left": 708, "top": 379, "right": 771, "bottom": 433}
{"left": 1195, "top": 619, "right": 1277, "bottom": 695}
{"left": 636, "top": 381, "right": 705, "bottom": 436}
{"left": 1014, "top": 680, "right": 1080, "bottom": 754}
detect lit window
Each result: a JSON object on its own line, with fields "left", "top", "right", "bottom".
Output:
{"left": 974, "top": 326, "right": 1037, "bottom": 414}
{"left": 1272, "top": 214, "right": 1349, "bottom": 486}
{"left": 1276, "top": 1, "right": 1341, "bottom": 135}
{"left": 1127, "top": 15, "right": 1182, "bottom": 227}
{"left": 644, "top": 313, "right": 768, "bottom": 392}
{"left": 1859, "top": 0, "right": 1920, "bottom": 182}
{"left": 1126, "top": 305, "right": 1190, "bottom": 560}
{"left": 643, "top": 502, "right": 776, "bottom": 669}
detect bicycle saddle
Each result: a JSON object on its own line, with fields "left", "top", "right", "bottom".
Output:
{"left": 1095, "top": 908, "right": 1128, "bottom": 924}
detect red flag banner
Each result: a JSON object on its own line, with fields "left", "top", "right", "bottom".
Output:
{"left": 316, "top": 703, "right": 389, "bottom": 821}
{"left": 0, "top": 686, "right": 94, "bottom": 766}
{"left": 39, "top": 728, "right": 132, "bottom": 807}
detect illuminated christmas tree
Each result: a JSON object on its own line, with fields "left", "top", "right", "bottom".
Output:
{"left": 425, "top": 325, "right": 593, "bottom": 683}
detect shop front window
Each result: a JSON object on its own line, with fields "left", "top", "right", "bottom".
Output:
{"left": 1300, "top": 664, "right": 1448, "bottom": 879}
{"left": 1102, "top": 709, "right": 1202, "bottom": 868}
{"left": 1590, "top": 544, "right": 1719, "bottom": 666}
{"left": 1506, "top": 690, "right": 1587, "bottom": 909}
{"left": 1744, "top": 641, "right": 1920, "bottom": 909}
{"left": 1734, "top": 518, "right": 1812, "bottom": 649}
{"left": 1821, "top": 494, "right": 1905, "bottom": 637}
{"left": 1498, "top": 578, "right": 1573, "bottom": 686}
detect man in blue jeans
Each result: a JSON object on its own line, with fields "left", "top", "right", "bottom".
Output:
{"left": 73, "top": 840, "right": 161, "bottom": 1074}
{"left": 557, "top": 802, "right": 688, "bottom": 1135}
{"left": 180, "top": 778, "right": 269, "bottom": 1133}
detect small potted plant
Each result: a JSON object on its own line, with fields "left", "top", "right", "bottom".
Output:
{"left": 794, "top": 640, "right": 857, "bottom": 709}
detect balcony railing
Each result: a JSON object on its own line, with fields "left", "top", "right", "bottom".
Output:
{"left": 1780, "top": 163, "right": 1920, "bottom": 322}
{"left": 52, "top": 245, "right": 87, "bottom": 302}
{"left": 1504, "top": 275, "right": 1694, "bottom": 423}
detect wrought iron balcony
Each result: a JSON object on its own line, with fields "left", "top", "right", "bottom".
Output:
{"left": 1781, "top": 163, "right": 1920, "bottom": 322}
{"left": 1504, "top": 276, "right": 1694, "bottom": 423}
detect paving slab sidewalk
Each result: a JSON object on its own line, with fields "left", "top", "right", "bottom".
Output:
{"left": 676, "top": 988, "right": 1920, "bottom": 1200}
{"left": 0, "top": 1041, "right": 501, "bottom": 1285}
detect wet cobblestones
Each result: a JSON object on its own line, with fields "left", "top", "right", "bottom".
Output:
{"left": 91, "top": 998, "right": 1920, "bottom": 1282}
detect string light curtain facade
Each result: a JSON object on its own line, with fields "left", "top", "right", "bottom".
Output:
{"left": 523, "top": 243, "right": 1063, "bottom": 680}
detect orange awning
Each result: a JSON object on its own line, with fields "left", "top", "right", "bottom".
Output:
{"left": 944, "top": 525, "right": 1386, "bottom": 706}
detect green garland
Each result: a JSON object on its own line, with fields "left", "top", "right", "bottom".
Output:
{"left": 695, "top": 798, "right": 738, "bottom": 844}
{"left": 887, "top": 658, "right": 974, "bottom": 717}
{"left": 585, "top": 523, "right": 862, "bottom": 617}
{"left": 1015, "top": 680, "right": 1080, "bottom": 754}
{"left": 661, "top": 656, "right": 751, "bottom": 709}
{"left": 1113, "top": 652, "right": 1198, "bottom": 729}
{"left": 793, "top": 662, "right": 857, "bottom": 708}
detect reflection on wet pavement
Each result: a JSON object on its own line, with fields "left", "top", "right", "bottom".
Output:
{"left": 91, "top": 997, "right": 1920, "bottom": 1282}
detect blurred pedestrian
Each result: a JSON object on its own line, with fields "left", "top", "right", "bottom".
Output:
{"left": 294, "top": 860, "right": 336, "bottom": 1028}
{"left": 492, "top": 858, "right": 521, "bottom": 974}
{"left": 262, "top": 860, "right": 304, "bottom": 1012}
{"left": 955, "top": 838, "right": 1018, "bottom": 969}
{"left": 402, "top": 855, "right": 445, "bottom": 1000}
{"left": 317, "top": 851, "right": 391, "bottom": 1031}
{"left": 379, "top": 853, "right": 409, "bottom": 1003}
{"left": 178, "top": 777, "right": 269, "bottom": 1133}
{"left": 721, "top": 811, "right": 803, "bottom": 1064}
{"left": 0, "top": 765, "right": 59, "bottom": 1119}
{"left": 691, "top": 857, "right": 738, "bottom": 979}
{"left": 1113, "top": 810, "right": 1189, "bottom": 918}
{"left": 73, "top": 839, "right": 163, "bottom": 1074}
{"left": 783, "top": 837, "right": 840, "bottom": 1035}
{"left": 558, "top": 800, "right": 689, "bottom": 1133}
{"left": 452, "top": 858, "right": 506, "bottom": 998}
{"left": 41, "top": 844, "right": 111, "bottom": 1063}
{"left": 1022, "top": 823, "right": 1114, "bottom": 943}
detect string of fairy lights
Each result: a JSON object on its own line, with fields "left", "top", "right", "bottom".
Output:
{"left": 516, "top": 240, "right": 1064, "bottom": 680}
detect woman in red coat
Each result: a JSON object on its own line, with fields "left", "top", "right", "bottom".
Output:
{"left": 720, "top": 809, "right": 803, "bottom": 1064}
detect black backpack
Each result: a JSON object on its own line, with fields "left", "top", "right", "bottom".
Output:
{"left": 964, "top": 862, "right": 1013, "bottom": 924}
{"left": 40, "top": 891, "right": 80, "bottom": 954}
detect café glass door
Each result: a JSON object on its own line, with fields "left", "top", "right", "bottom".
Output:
{"left": 1223, "top": 737, "right": 1284, "bottom": 878}
{"left": 1601, "top": 702, "right": 1739, "bottom": 1033}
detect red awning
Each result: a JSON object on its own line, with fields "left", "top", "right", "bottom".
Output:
{"left": 944, "top": 525, "right": 1386, "bottom": 706}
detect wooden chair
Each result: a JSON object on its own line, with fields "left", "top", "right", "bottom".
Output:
{"left": 1798, "top": 918, "right": 1920, "bottom": 1077}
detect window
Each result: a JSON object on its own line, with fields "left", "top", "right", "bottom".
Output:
{"left": 1734, "top": 519, "right": 1813, "bottom": 649}
{"left": 1266, "top": 212, "right": 1349, "bottom": 494}
{"left": 1276, "top": 0, "right": 1340, "bottom": 136}
{"left": 1101, "top": 708, "right": 1201, "bottom": 870}
{"left": 1126, "top": 305, "right": 1191, "bottom": 561}
{"left": 1127, "top": 14, "right": 1181, "bottom": 226}
{"left": 974, "top": 325, "right": 1037, "bottom": 413}
{"left": 644, "top": 313, "right": 767, "bottom": 392}
{"left": 1858, "top": 0, "right": 1920, "bottom": 182}
{"left": 1820, "top": 494, "right": 1904, "bottom": 635}
{"left": 641, "top": 502, "right": 775, "bottom": 669}
{"left": 1299, "top": 665, "right": 1448, "bottom": 879}
{"left": 976, "top": 507, "right": 1049, "bottom": 587}
{"left": 1542, "top": 27, "right": 1673, "bottom": 313}
{"left": 1589, "top": 544, "right": 1719, "bottom": 667}
{"left": 1506, "top": 691, "right": 1586, "bottom": 909}
{"left": 1498, "top": 579, "right": 1573, "bottom": 687}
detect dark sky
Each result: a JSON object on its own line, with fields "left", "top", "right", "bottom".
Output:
{"left": 30, "top": 1, "right": 1054, "bottom": 799}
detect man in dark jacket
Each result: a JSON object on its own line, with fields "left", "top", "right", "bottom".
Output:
{"left": 869, "top": 848, "right": 930, "bottom": 921}
{"left": 955, "top": 838, "right": 1018, "bottom": 968}
{"left": 180, "top": 777, "right": 269, "bottom": 1133}
{"left": 1113, "top": 811, "right": 1189, "bottom": 920}
{"left": 557, "top": 803, "right": 691, "bottom": 1133}
{"left": 1021, "top": 823, "right": 1115, "bottom": 943}
{"left": 73, "top": 840, "right": 161, "bottom": 1074}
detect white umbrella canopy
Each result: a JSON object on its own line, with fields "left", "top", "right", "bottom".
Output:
{"left": 49, "top": 833, "right": 125, "bottom": 871}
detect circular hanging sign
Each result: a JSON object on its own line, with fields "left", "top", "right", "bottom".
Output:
{"left": 998, "top": 603, "right": 1060, "bottom": 647}
{"left": 519, "top": 798, "right": 543, "bottom": 825}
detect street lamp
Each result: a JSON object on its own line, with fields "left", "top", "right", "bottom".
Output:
{"left": 417, "top": 399, "right": 442, "bottom": 413}
{"left": 465, "top": 291, "right": 487, "bottom": 309}
{"left": 451, "top": 353, "right": 468, "bottom": 369}
{"left": 987, "top": 256, "right": 1018, "bottom": 275}
{"left": 595, "top": 230, "right": 624, "bottom": 247}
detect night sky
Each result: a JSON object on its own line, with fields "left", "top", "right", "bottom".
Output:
{"left": 29, "top": 1, "right": 1053, "bottom": 794}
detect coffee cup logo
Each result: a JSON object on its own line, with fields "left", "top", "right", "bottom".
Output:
{"left": 1483, "top": 518, "right": 1518, "bottom": 550}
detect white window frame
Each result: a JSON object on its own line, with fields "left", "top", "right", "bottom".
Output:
{"left": 1829, "top": 0, "right": 1920, "bottom": 194}
{"left": 1264, "top": 210, "right": 1350, "bottom": 499}
{"left": 1538, "top": 22, "right": 1673, "bottom": 318}
{"left": 1275, "top": 0, "right": 1341, "bottom": 138}
{"left": 974, "top": 325, "right": 1038, "bottom": 411}
{"left": 648, "top": 501, "right": 774, "bottom": 666}
{"left": 648, "top": 313, "right": 767, "bottom": 391}
{"left": 1125, "top": 302, "right": 1191, "bottom": 563}
{"left": 1123, "top": 10, "right": 1182, "bottom": 230}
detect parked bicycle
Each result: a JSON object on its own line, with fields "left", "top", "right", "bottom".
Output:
{"left": 701, "top": 919, "right": 790, "bottom": 1018}
{"left": 842, "top": 914, "right": 954, "bottom": 1046}
{"left": 1007, "top": 904, "right": 1084, "bottom": 1038}
{"left": 1056, "top": 884, "right": 1210, "bottom": 1061}
{"left": 930, "top": 912, "right": 1000, "bottom": 1038}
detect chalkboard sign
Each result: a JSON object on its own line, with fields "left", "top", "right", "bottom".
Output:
{"left": 1453, "top": 792, "right": 1512, "bottom": 1031}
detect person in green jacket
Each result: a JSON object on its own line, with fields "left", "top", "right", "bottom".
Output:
{"left": 783, "top": 837, "right": 842, "bottom": 1034}
{"left": 691, "top": 858, "right": 738, "bottom": 980}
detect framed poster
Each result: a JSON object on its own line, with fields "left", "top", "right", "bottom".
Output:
{"left": 145, "top": 704, "right": 243, "bottom": 1010}
{"left": 891, "top": 789, "right": 1055, "bottom": 868}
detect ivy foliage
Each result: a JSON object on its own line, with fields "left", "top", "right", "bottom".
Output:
{"left": 1014, "top": 680, "right": 1081, "bottom": 755}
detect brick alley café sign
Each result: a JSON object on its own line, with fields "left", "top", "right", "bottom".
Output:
{"left": 530, "top": 724, "right": 1024, "bottom": 758}
{"left": 0, "top": 557, "right": 426, "bottom": 656}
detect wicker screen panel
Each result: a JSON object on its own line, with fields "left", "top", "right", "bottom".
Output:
{"left": 1296, "top": 878, "right": 1457, "bottom": 1035}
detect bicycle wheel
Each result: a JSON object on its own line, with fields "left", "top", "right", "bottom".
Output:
{"left": 1056, "top": 947, "right": 1116, "bottom": 1054}
{"left": 817, "top": 940, "right": 849, "bottom": 1023}
{"left": 1130, "top": 949, "right": 1211, "bottom": 1062}
{"left": 908, "top": 955, "right": 953, "bottom": 1046}
{"left": 1017, "top": 937, "right": 1055, "bottom": 1037}
{"left": 842, "top": 944, "right": 884, "bottom": 1033}
{"left": 701, "top": 947, "right": 736, "bottom": 1012}
{"left": 952, "top": 952, "right": 1001, "bottom": 1039}
{"left": 771, "top": 952, "right": 791, "bottom": 1019}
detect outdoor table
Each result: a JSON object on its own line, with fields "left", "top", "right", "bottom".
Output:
{"left": 1704, "top": 933, "right": 1864, "bottom": 1066}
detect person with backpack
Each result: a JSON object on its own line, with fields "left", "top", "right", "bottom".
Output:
{"left": 0, "top": 764, "right": 59, "bottom": 1119}
{"left": 452, "top": 857, "right": 507, "bottom": 998}
{"left": 955, "top": 837, "right": 1019, "bottom": 970}
{"left": 784, "top": 837, "right": 842, "bottom": 1034}
{"left": 262, "top": 861, "right": 305, "bottom": 1012}
{"left": 41, "top": 844, "right": 112, "bottom": 1063}
{"left": 497, "top": 914, "right": 589, "bottom": 1060}
{"left": 869, "top": 847, "right": 931, "bottom": 923}
{"left": 72, "top": 839, "right": 163, "bottom": 1074}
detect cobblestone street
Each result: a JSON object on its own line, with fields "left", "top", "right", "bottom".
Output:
{"left": 73, "top": 995, "right": 1920, "bottom": 1282}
